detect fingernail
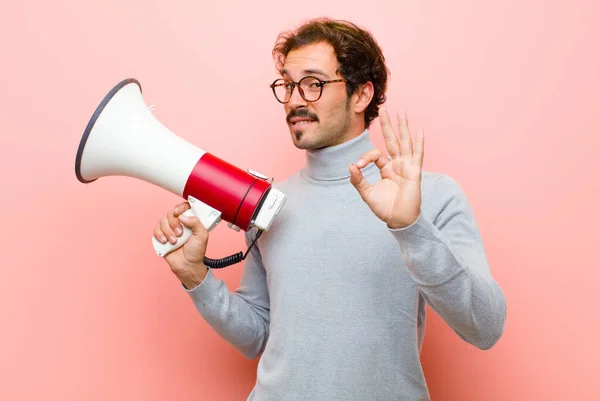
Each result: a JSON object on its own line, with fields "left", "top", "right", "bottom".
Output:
{"left": 169, "top": 235, "right": 177, "bottom": 244}
{"left": 174, "top": 227, "right": 182, "bottom": 236}
{"left": 174, "top": 207, "right": 179, "bottom": 214}
{"left": 160, "top": 236, "right": 167, "bottom": 243}
{"left": 179, "top": 215, "right": 189, "bottom": 221}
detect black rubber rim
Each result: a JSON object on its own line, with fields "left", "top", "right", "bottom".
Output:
{"left": 75, "top": 78, "right": 142, "bottom": 183}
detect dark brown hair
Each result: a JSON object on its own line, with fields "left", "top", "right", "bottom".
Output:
{"left": 272, "top": 18, "right": 389, "bottom": 128}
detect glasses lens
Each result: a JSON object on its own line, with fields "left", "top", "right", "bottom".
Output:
{"left": 299, "top": 77, "right": 322, "bottom": 101}
{"left": 272, "top": 79, "right": 291, "bottom": 103}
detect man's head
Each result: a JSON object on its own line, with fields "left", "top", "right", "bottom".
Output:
{"left": 272, "top": 18, "right": 389, "bottom": 150}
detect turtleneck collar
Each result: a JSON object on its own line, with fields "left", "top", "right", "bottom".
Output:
{"left": 303, "top": 129, "right": 376, "bottom": 181}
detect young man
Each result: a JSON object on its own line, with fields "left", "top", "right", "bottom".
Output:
{"left": 154, "top": 18, "right": 506, "bottom": 401}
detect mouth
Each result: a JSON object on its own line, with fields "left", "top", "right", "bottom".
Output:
{"left": 288, "top": 117, "right": 317, "bottom": 128}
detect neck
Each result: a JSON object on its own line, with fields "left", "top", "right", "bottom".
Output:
{"left": 304, "top": 129, "right": 375, "bottom": 181}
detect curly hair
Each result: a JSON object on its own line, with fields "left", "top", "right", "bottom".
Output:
{"left": 272, "top": 18, "right": 389, "bottom": 128}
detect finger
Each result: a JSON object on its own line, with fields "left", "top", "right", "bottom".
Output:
{"left": 378, "top": 107, "right": 401, "bottom": 159}
{"left": 167, "top": 210, "right": 184, "bottom": 237}
{"left": 153, "top": 224, "right": 168, "bottom": 244}
{"left": 412, "top": 128, "right": 425, "bottom": 168}
{"left": 397, "top": 108, "right": 414, "bottom": 158}
{"left": 349, "top": 164, "right": 372, "bottom": 201}
{"left": 173, "top": 202, "right": 191, "bottom": 217}
{"left": 160, "top": 216, "right": 178, "bottom": 245}
{"left": 356, "top": 148, "right": 390, "bottom": 170}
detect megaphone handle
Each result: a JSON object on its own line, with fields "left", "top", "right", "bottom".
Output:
{"left": 152, "top": 197, "right": 221, "bottom": 257}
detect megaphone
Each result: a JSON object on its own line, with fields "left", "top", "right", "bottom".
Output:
{"left": 75, "top": 78, "right": 286, "bottom": 268}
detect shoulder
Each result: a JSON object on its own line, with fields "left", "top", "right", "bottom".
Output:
{"left": 421, "top": 170, "right": 464, "bottom": 196}
{"left": 270, "top": 171, "right": 306, "bottom": 194}
{"left": 421, "top": 170, "right": 473, "bottom": 217}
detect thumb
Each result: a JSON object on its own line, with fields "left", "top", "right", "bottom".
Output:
{"left": 349, "top": 164, "right": 372, "bottom": 202}
{"left": 178, "top": 213, "right": 209, "bottom": 246}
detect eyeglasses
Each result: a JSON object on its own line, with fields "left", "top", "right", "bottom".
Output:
{"left": 270, "top": 76, "right": 347, "bottom": 104}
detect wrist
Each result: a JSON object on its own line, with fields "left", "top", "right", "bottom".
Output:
{"left": 179, "top": 265, "right": 208, "bottom": 290}
{"left": 387, "top": 212, "right": 421, "bottom": 230}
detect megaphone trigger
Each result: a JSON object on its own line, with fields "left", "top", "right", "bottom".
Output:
{"left": 188, "top": 196, "right": 222, "bottom": 231}
{"left": 152, "top": 196, "right": 222, "bottom": 258}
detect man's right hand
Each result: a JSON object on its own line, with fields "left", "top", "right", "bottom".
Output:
{"left": 153, "top": 201, "right": 209, "bottom": 290}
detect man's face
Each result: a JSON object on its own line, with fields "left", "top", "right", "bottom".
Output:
{"left": 279, "top": 42, "right": 356, "bottom": 150}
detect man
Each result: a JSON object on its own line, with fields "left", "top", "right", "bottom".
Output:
{"left": 154, "top": 18, "right": 506, "bottom": 401}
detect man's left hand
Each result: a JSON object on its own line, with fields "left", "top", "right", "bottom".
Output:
{"left": 349, "top": 107, "right": 424, "bottom": 229}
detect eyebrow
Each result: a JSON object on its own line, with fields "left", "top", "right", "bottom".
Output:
{"left": 281, "top": 68, "right": 331, "bottom": 79}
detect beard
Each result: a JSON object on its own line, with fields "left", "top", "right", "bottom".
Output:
{"left": 289, "top": 98, "right": 352, "bottom": 150}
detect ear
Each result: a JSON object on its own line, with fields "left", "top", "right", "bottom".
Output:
{"left": 353, "top": 81, "right": 375, "bottom": 114}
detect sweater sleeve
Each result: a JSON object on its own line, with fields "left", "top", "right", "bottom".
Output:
{"left": 389, "top": 174, "right": 506, "bottom": 350}
{"left": 183, "top": 229, "right": 270, "bottom": 359}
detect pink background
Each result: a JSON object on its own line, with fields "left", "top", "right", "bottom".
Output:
{"left": 1, "top": 0, "right": 599, "bottom": 400}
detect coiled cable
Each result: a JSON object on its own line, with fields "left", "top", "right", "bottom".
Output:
{"left": 203, "top": 229, "right": 263, "bottom": 269}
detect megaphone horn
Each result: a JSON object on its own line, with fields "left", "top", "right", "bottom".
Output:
{"left": 75, "top": 78, "right": 286, "bottom": 267}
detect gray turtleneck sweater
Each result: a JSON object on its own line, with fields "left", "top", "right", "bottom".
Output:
{"left": 185, "top": 130, "right": 506, "bottom": 401}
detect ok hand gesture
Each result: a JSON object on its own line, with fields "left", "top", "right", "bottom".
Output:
{"left": 349, "top": 107, "right": 424, "bottom": 229}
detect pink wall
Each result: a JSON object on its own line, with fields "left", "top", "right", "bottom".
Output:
{"left": 1, "top": 0, "right": 598, "bottom": 400}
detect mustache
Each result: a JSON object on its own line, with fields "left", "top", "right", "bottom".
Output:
{"left": 286, "top": 109, "right": 319, "bottom": 123}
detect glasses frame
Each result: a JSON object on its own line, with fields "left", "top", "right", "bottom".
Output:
{"left": 269, "top": 76, "right": 347, "bottom": 104}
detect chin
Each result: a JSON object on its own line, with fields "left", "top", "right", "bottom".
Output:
{"left": 290, "top": 128, "right": 321, "bottom": 150}
{"left": 291, "top": 135, "right": 311, "bottom": 150}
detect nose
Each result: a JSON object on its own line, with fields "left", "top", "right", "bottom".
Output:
{"left": 287, "top": 84, "right": 308, "bottom": 109}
